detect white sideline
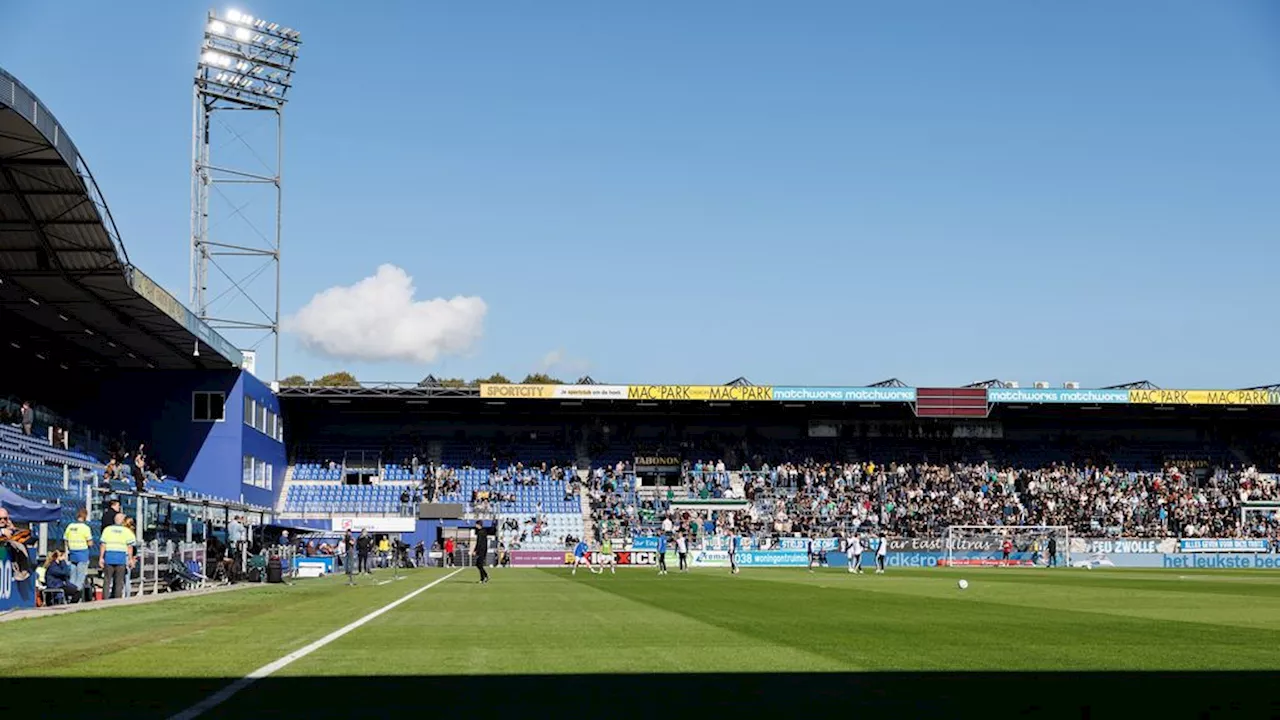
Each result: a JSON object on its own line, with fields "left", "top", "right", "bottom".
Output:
{"left": 169, "top": 568, "right": 465, "bottom": 720}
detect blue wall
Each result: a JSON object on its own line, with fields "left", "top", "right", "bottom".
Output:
{"left": 71, "top": 369, "right": 285, "bottom": 508}
{"left": 238, "top": 371, "right": 287, "bottom": 509}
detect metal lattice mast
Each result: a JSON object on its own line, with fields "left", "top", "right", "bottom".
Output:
{"left": 191, "top": 8, "right": 301, "bottom": 383}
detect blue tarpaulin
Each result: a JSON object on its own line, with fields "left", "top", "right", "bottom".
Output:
{"left": 0, "top": 486, "right": 59, "bottom": 523}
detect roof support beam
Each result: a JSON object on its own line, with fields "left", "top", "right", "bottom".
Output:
{"left": 0, "top": 165, "right": 200, "bottom": 369}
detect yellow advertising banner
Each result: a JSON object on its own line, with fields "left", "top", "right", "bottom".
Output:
{"left": 479, "top": 384, "right": 559, "bottom": 399}
{"left": 1128, "top": 389, "right": 1276, "bottom": 405}
{"left": 626, "top": 385, "right": 774, "bottom": 401}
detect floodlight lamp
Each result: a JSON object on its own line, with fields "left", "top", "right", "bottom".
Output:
{"left": 209, "top": 20, "right": 226, "bottom": 34}
{"left": 235, "top": 27, "right": 252, "bottom": 41}
{"left": 225, "top": 9, "right": 242, "bottom": 22}
{"left": 203, "top": 52, "right": 230, "bottom": 68}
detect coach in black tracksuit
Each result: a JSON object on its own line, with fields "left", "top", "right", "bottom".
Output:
{"left": 474, "top": 521, "right": 490, "bottom": 584}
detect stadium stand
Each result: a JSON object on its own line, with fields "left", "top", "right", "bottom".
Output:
{"left": 583, "top": 459, "right": 1280, "bottom": 545}
{"left": 0, "top": 64, "right": 291, "bottom": 612}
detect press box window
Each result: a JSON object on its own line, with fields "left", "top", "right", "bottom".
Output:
{"left": 193, "top": 392, "right": 225, "bottom": 422}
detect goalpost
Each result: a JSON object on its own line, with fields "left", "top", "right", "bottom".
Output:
{"left": 943, "top": 525, "right": 1071, "bottom": 567}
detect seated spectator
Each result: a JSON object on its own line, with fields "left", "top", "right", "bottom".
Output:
{"left": 42, "top": 550, "right": 77, "bottom": 605}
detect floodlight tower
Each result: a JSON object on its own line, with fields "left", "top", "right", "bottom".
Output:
{"left": 191, "top": 8, "right": 301, "bottom": 383}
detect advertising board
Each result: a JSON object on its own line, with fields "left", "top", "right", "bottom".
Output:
{"left": 776, "top": 537, "right": 839, "bottom": 552}
{"left": 680, "top": 550, "right": 809, "bottom": 567}
{"left": 332, "top": 517, "right": 416, "bottom": 533}
{"left": 634, "top": 456, "right": 681, "bottom": 474}
{"left": 479, "top": 384, "right": 628, "bottom": 400}
{"left": 772, "top": 387, "right": 917, "bottom": 403}
{"left": 892, "top": 536, "right": 1000, "bottom": 552}
{"left": 987, "top": 388, "right": 1130, "bottom": 404}
{"left": 510, "top": 551, "right": 572, "bottom": 567}
{"left": 626, "top": 385, "right": 773, "bottom": 401}
{"left": 1177, "top": 538, "right": 1270, "bottom": 553}
{"left": 631, "top": 536, "right": 660, "bottom": 551}
{"left": 1070, "top": 538, "right": 1177, "bottom": 555}
{"left": 1073, "top": 553, "right": 1280, "bottom": 569}
{"left": 1128, "top": 389, "right": 1276, "bottom": 405}
{"left": 0, "top": 546, "right": 36, "bottom": 610}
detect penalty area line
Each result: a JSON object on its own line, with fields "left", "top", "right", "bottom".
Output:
{"left": 169, "top": 567, "right": 465, "bottom": 720}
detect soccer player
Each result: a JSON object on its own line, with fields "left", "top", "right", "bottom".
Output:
{"left": 807, "top": 535, "right": 817, "bottom": 573}
{"left": 846, "top": 532, "right": 864, "bottom": 574}
{"left": 572, "top": 538, "right": 599, "bottom": 575}
{"left": 473, "top": 521, "right": 490, "bottom": 585}
{"left": 656, "top": 533, "right": 669, "bottom": 575}
{"left": 1047, "top": 535, "right": 1058, "bottom": 568}
{"left": 1001, "top": 536, "right": 1013, "bottom": 567}
{"left": 600, "top": 537, "right": 616, "bottom": 575}
{"left": 875, "top": 532, "right": 888, "bottom": 574}
{"left": 676, "top": 532, "right": 689, "bottom": 572}
{"left": 728, "top": 532, "right": 741, "bottom": 575}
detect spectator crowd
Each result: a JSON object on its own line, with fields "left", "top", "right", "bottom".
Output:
{"left": 586, "top": 459, "right": 1280, "bottom": 545}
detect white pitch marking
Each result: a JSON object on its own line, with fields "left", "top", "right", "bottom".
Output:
{"left": 169, "top": 568, "right": 464, "bottom": 720}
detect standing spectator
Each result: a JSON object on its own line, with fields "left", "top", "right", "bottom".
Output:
{"left": 100, "top": 498, "right": 122, "bottom": 531}
{"left": 20, "top": 401, "right": 33, "bottom": 435}
{"left": 227, "top": 516, "right": 246, "bottom": 577}
{"left": 132, "top": 447, "right": 148, "bottom": 493}
{"left": 343, "top": 530, "right": 357, "bottom": 586}
{"left": 99, "top": 513, "right": 135, "bottom": 599}
{"left": 63, "top": 508, "right": 93, "bottom": 602}
{"left": 357, "top": 531, "right": 372, "bottom": 574}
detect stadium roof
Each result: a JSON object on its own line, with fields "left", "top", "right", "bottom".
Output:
{"left": 0, "top": 66, "right": 242, "bottom": 372}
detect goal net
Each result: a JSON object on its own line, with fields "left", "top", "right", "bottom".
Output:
{"left": 942, "top": 525, "right": 1071, "bottom": 568}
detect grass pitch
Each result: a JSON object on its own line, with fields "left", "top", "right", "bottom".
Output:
{"left": 5, "top": 565, "right": 1280, "bottom": 717}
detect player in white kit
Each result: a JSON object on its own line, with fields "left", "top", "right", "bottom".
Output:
{"left": 846, "top": 532, "right": 864, "bottom": 574}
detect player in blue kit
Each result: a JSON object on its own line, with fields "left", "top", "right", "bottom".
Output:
{"left": 572, "top": 539, "right": 600, "bottom": 575}
{"left": 656, "top": 533, "right": 669, "bottom": 575}
{"left": 728, "top": 533, "right": 741, "bottom": 574}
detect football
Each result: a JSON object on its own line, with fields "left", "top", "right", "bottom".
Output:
{"left": 958, "top": 579, "right": 969, "bottom": 590}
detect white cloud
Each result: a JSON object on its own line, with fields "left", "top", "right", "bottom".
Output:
{"left": 286, "top": 264, "right": 486, "bottom": 364}
{"left": 539, "top": 348, "right": 590, "bottom": 376}
{"left": 539, "top": 349, "right": 565, "bottom": 371}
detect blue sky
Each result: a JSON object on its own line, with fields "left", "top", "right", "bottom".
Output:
{"left": 3, "top": 1, "right": 1279, "bottom": 387}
